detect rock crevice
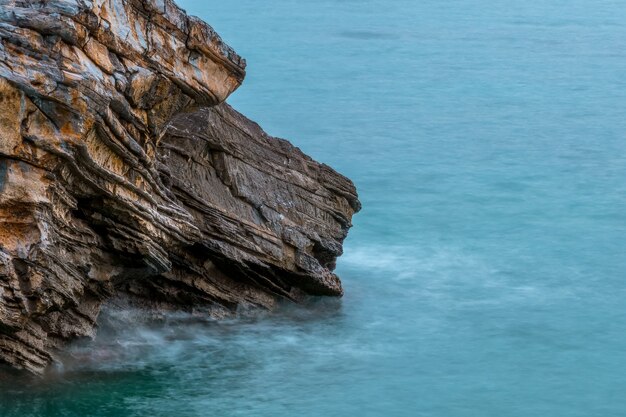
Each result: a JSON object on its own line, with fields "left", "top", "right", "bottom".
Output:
{"left": 0, "top": 0, "right": 359, "bottom": 374}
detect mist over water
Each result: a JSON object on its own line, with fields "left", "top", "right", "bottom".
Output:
{"left": 4, "top": 0, "right": 626, "bottom": 415}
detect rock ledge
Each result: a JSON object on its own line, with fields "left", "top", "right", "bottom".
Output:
{"left": 0, "top": 0, "right": 359, "bottom": 373}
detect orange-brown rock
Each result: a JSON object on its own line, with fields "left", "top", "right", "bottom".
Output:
{"left": 0, "top": 0, "right": 359, "bottom": 374}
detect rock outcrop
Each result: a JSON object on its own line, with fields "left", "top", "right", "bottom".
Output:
{"left": 0, "top": 0, "right": 359, "bottom": 374}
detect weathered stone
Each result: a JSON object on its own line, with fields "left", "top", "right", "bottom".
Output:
{"left": 0, "top": 0, "right": 359, "bottom": 374}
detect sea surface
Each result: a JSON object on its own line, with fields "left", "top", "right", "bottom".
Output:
{"left": 3, "top": 0, "right": 626, "bottom": 415}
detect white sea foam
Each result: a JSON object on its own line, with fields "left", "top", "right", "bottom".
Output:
{"left": 338, "top": 243, "right": 583, "bottom": 307}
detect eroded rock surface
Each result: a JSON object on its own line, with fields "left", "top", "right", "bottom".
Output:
{"left": 0, "top": 0, "right": 359, "bottom": 374}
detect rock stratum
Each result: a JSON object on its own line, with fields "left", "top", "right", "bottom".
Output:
{"left": 0, "top": 0, "right": 359, "bottom": 374}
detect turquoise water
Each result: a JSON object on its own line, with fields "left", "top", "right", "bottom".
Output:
{"left": 4, "top": 0, "right": 626, "bottom": 415}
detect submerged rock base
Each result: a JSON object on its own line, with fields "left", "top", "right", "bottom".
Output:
{"left": 0, "top": 0, "right": 359, "bottom": 374}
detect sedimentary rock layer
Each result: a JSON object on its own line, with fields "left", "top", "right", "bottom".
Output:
{"left": 0, "top": 0, "right": 359, "bottom": 374}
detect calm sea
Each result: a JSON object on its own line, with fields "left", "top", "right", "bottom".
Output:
{"left": 3, "top": 0, "right": 626, "bottom": 415}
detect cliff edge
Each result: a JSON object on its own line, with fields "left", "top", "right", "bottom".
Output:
{"left": 0, "top": 0, "right": 359, "bottom": 374}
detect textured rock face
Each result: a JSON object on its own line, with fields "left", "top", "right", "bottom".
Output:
{"left": 0, "top": 0, "right": 359, "bottom": 374}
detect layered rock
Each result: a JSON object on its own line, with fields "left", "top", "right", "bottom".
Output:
{"left": 0, "top": 0, "right": 359, "bottom": 374}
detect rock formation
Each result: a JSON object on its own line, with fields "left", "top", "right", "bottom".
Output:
{"left": 0, "top": 0, "right": 359, "bottom": 374}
